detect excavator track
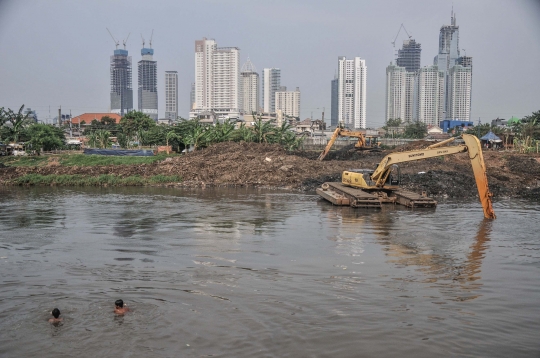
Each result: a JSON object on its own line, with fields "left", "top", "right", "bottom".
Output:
{"left": 390, "top": 190, "right": 437, "bottom": 208}
{"left": 316, "top": 182, "right": 382, "bottom": 208}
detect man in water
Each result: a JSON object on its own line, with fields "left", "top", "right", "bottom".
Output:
{"left": 114, "top": 299, "right": 130, "bottom": 314}
{"left": 48, "top": 308, "right": 63, "bottom": 323}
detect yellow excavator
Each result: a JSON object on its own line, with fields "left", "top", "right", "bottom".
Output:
{"left": 317, "top": 134, "right": 496, "bottom": 219}
{"left": 317, "top": 124, "right": 379, "bottom": 161}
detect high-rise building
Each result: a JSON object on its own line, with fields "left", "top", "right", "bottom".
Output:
{"left": 433, "top": 11, "right": 471, "bottom": 120}
{"left": 330, "top": 76, "right": 339, "bottom": 127}
{"left": 193, "top": 38, "right": 240, "bottom": 118}
{"left": 275, "top": 86, "right": 300, "bottom": 118}
{"left": 385, "top": 64, "right": 416, "bottom": 124}
{"left": 385, "top": 64, "right": 407, "bottom": 122}
{"left": 240, "top": 58, "right": 259, "bottom": 114}
{"left": 337, "top": 56, "right": 367, "bottom": 129}
{"left": 165, "top": 71, "right": 178, "bottom": 120}
{"left": 396, "top": 39, "right": 421, "bottom": 73}
{"left": 447, "top": 65, "right": 472, "bottom": 121}
{"left": 110, "top": 48, "right": 133, "bottom": 116}
{"left": 138, "top": 47, "right": 158, "bottom": 120}
{"left": 262, "top": 68, "right": 281, "bottom": 113}
{"left": 190, "top": 83, "right": 195, "bottom": 111}
{"left": 415, "top": 65, "right": 445, "bottom": 126}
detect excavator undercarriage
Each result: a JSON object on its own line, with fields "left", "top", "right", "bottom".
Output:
{"left": 317, "top": 134, "right": 496, "bottom": 219}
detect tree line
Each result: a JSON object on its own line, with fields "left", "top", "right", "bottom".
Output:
{"left": 383, "top": 111, "right": 540, "bottom": 142}
{"left": 0, "top": 106, "right": 303, "bottom": 153}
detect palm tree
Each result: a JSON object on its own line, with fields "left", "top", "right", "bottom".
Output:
{"left": 96, "top": 130, "right": 111, "bottom": 149}
{"left": 184, "top": 124, "right": 208, "bottom": 151}
{"left": 5, "top": 105, "right": 32, "bottom": 143}
{"left": 165, "top": 131, "right": 179, "bottom": 154}
{"left": 252, "top": 115, "right": 275, "bottom": 143}
{"left": 87, "top": 132, "right": 99, "bottom": 148}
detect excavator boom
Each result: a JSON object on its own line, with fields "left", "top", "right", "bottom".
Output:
{"left": 318, "top": 126, "right": 373, "bottom": 161}
{"left": 462, "top": 135, "right": 496, "bottom": 219}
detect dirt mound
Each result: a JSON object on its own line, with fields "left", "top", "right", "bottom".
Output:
{"left": 1, "top": 141, "right": 539, "bottom": 200}
{"left": 394, "top": 140, "right": 434, "bottom": 152}
{"left": 507, "top": 155, "right": 540, "bottom": 177}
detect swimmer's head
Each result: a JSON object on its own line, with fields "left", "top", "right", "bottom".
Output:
{"left": 115, "top": 299, "right": 123, "bottom": 308}
{"left": 52, "top": 308, "right": 60, "bottom": 319}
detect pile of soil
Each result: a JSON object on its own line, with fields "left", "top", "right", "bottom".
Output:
{"left": 1, "top": 141, "right": 539, "bottom": 200}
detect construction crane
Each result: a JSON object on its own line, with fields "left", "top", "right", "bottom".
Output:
{"left": 106, "top": 28, "right": 120, "bottom": 49}
{"left": 391, "top": 23, "right": 412, "bottom": 62}
{"left": 122, "top": 33, "right": 130, "bottom": 50}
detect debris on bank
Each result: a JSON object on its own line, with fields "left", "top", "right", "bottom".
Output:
{"left": 0, "top": 141, "right": 539, "bottom": 200}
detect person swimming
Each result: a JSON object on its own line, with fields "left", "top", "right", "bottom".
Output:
{"left": 114, "top": 299, "right": 130, "bottom": 314}
{"left": 48, "top": 308, "right": 63, "bottom": 323}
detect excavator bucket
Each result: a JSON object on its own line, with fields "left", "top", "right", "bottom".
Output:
{"left": 462, "top": 134, "right": 496, "bottom": 219}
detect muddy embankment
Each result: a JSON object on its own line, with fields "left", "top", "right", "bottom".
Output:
{"left": 1, "top": 141, "right": 539, "bottom": 200}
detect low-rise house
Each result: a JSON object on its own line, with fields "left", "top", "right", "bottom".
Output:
{"left": 71, "top": 113, "right": 122, "bottom": 125}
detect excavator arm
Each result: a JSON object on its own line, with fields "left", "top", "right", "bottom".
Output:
{"left": 318, "top": 127, "right": 367, "bottom": 161}
{"left": 347, "top": 134, "right": 495, "bottom": 219}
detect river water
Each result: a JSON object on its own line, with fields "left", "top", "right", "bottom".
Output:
{"left": 0, "top": 187, "right": 539, "bottom": 357}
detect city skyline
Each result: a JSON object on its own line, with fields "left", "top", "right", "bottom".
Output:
{"left": 0, "top": 0, "right": 539, "bottom": 127}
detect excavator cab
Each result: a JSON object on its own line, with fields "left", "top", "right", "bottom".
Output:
{"left": 386, "top": 164, "right": 401, "bottom": 186}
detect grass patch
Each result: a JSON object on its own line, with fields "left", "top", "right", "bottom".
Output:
{"left": 0, "top": 156, "right": 49, "bottom": 167}
{"left": 59, "top": 154, "right": 171, "bottom": 166}
{"left": 11, "top": 174, "right": 182, "bottom": 186}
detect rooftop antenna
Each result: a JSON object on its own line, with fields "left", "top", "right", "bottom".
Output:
{"left": 122, "top": 32, "right": 131, "bottom": 50}
{"left": 106, "top": 28, "right": 120, "bottom": 49}
{"left": 149, "top": 29, "right": 154, "bottom": 48}
{"left": 141, "top": 33, "right": 145, "bottom": 48}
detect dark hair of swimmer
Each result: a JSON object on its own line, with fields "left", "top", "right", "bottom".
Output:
{"left": 115, "top": 299, "right": 123, "bottom": 308}
{"left": 52, "top": 308, "right": 60, "bottom": 319}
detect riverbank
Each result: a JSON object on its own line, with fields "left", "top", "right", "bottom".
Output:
{"left": 1, "top": 141, "right": 539, "bottom": 200}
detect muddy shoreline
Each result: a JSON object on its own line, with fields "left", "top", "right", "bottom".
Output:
{"left": 1, "top": 141, "right": 539, "bottom": 200}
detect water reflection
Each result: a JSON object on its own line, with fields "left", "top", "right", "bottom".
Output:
{"left": 324, "top": 204, "right": 492, "bottom": 302}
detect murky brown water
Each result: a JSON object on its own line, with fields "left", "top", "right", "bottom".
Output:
{"left": 0, "top": 186, "right": 539, "bottom": 357}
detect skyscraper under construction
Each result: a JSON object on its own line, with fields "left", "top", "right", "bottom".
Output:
{"left": 396, "top": 39, "right": 421, "bottom": 73}
{"left": 138, "top": 46, "right": 158, "bottom": 120}
{"left": 110, "top": 48, "right": 133, "bottom": 116}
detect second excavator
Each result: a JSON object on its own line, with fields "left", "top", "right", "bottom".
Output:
{"left": 317, "top": 134, "right": 496, "bottom": 219}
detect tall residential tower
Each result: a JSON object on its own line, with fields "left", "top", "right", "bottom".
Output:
{"left": 262, "top": 68, "right": 281, "bottom": 113}
{"left": 138, "top": 47, "right": 158, "bottom": 120}
{"left": 337, "top": 56, "right": 367, "bottom": 129}
{"left": 165, "top": 71, "right": 178, "bottom": 120}
{"left": 330, "top": 76, "right": 339, "bottom": 127}
{"left": 110, "top": 48, "right": 133, "bottom": 116}
{"left": 192, "top": 38, "right": 240, "bottom": 118}
{"left": 240, "top": 58, "right": 260, "bottom": 114}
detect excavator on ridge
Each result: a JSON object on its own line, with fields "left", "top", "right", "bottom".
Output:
{"left": 317, "top": 134, "right": 496, "bottom": 219}
{"left": 317, "top": 123, "right": 380, "bottom": 161}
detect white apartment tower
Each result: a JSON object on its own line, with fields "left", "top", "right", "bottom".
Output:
{"left": 165, "top": 71, "right": 178, "bottom": 120}
{"left": 447, "top": 65, "right": 472, "bottom": 121}
{"left": 385, "top": 64, "right": 407, "bottom": 122}
{"left": 262, "top": 68, "right": 281, "bottom": 113}
{"left": 415, "top": 65, "right": 444, "bottom": 126}
{"left": 240, "top": 58, "right": 260, "bottom": 114}
{"left": 275, "top": 86, "right": 301, "bottom": 118}
{"left": 193, "top": 38, "right": 240, "bottom": 118}
{"left": 337, "top": 56, "right": 367, "bottom": 129}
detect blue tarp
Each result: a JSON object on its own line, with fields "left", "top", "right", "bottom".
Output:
{"left": 83, "top": 148, "right": 154, "bottom": 156}
{"left": 480, "top": 131, "right": 502, "bottom": 142}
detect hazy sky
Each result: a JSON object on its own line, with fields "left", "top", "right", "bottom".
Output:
{"left": 1, "top": 0, "right": 539, "bottom": 127}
